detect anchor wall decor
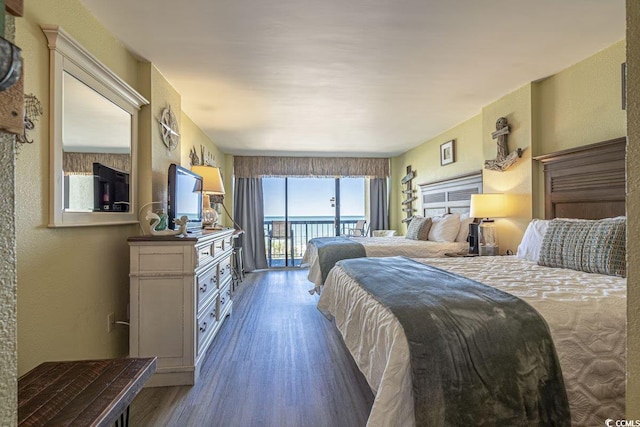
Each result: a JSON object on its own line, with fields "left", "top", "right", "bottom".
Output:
{"left": 484, "top": 117, "right": 523, "bottom": 172}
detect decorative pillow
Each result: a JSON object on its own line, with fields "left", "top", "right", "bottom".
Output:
{"left": 428, "top": 213, "right": 461, "bottom": 242}
{"left": 455, "top": 213, "right": 475, "bottom": 242}
{"left": 405, "top": 216, "right": 432, "bottom": 241}
{"left": 516, "top": 219, "right": 550, "bottom": 262}
{"left": 538, "top": 217, "right": 626, "bottom": 277}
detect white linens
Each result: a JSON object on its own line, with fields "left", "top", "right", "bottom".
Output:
{"left": 302, "top": 236, "right": 468, "bottom": 290}
{"left": 317, "top": 256, "right": 626, "bottom": 427}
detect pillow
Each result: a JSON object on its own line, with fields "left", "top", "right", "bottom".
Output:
{"left": 455, "top": 213, "right": 475, "bottom": 242}
{"left": 428, "top": 213, "right": 461, "bottom": 242}
{"left": 516, "top": 219, "right": 550, "bottom": 262}
{"left": 538, "top": 217, "right": 626, "bottom": 277}
{"left": 405, "top": 216, "right": 432, "bottom": 241}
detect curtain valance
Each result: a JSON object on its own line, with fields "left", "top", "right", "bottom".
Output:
{"left": 234, "top": 156, "right": 389, "bottom": 178}
{"left": 63, "top": 152, "right": 130, "bottom": 174}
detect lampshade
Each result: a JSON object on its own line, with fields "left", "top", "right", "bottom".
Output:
{"left": 191, "top": 165, "right": 225, "bottom": 195}
{"left": 469, "top": 193, "right": 506, "bottom": 219}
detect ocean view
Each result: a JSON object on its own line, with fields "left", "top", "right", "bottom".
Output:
{"left": 264, "top": 216, "right": 364, "bottom": 222}
{"left": 263, "top": 216, "right": 365, "bottom": 266}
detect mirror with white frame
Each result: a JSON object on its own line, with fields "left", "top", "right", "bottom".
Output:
{"left": 42, "top": 25, "right": 148, "bottom": 227}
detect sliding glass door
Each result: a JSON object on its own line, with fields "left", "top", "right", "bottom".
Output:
{"left": 263, "top": 177, "right": 365, "bottom": 267}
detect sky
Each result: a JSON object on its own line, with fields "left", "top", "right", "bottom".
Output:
{"left": 263, "top": 177, "right": 365, "bottom": 218}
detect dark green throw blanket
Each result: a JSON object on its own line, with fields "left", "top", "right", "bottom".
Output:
{"left": 338, "top": 256, "right": 570, "bottom": 426}
{"left": 310, "top": 237, "right": 366, "bottom": 284}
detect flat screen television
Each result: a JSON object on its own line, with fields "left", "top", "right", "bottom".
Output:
{"left": 93, "top": 162, "right": 130, "bottom": 212}
{"left": 167, "top": 163, "right": 203, "bottom": 231}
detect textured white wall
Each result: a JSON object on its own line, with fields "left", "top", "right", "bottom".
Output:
{"left": 0, "top": 15, "right": 18, "bottom": 427}
{"left": 626, "top": 0, "right": 640, "bottom": 417}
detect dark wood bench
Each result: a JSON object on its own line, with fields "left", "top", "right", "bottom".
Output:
{"left": 18, "top": 357, "right": 156, "bottom": 427}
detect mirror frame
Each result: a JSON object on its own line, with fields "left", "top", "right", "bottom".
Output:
{"left": 42, "top": 25, "right": 149, "bottom": 227}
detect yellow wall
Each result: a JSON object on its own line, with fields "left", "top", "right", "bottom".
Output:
{"left": 390, "top": 114, "right": 483, "bottom": 234}
{"left": 149, "top": 67, "right": 181, "bottom": 207}
{"left": 14, "top": 0, "right": 227, "bottom": 375}
{"left": 534, "top": 40, "right": 626, "bottom": 155}
{"left": 392, "top": 40, "right": 626, "bottom": 253}
{"left": 181, "top": 112, "right": 229, "bottom": 226}
{"left": 626, "top": 0, "right": 640, "bottom": 416}
{"left": 15, "top": 0, "right": 144, "bottom": 375}
{"left": 482, "top": 84, "right": 533, "bottom": 254}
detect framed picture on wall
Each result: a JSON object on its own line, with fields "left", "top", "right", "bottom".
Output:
{"left": 440, "top": 139, "right": 455, "bottom": 166}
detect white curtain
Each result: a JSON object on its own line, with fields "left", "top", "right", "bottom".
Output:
{"left": 234, "top": 177, "right": 268, "bottom": 271}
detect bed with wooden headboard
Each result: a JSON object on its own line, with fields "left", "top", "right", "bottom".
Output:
{"left": 318, "top": 138, "right": 627, "bottom": 427}
{"left": 418, "top": 170, "right": 483, "bottom": 217}
{"left": 534, "top": 137, "right": 626, "bottom": 220}
{"left": 303, "top": 172, "right": 483, "bottom": 291}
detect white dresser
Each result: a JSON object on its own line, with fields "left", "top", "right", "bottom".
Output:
{"left": 128, "top": 229, "right": 234, "bottom": 386}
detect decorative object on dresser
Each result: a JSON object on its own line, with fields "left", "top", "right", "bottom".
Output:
{"left": 189, "top": 144, "right": 216, "bottom": 168}
{"left": 440, "top": 139, "right": 455, "bottom": 166}
{"left": 192, "top": 165, "right": 225, "bottom": 228}
{"left": 128, "top": 228, "right": 235, "bottom": 386}
{"left": 484, "top": 117, "right": 523, "bottom": 172}
{"left": 145, "top": 211, "right": 188, "bottom": 237}
{"left": 469, "top": 193, "right": 507, "bottom": 256}
{"left": 400, "top": 165, "right": 416, "bottom": 224}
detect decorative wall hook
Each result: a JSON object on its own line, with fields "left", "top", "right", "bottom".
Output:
{"left": 16, "top": 93, "right": 43, "bottom": 148}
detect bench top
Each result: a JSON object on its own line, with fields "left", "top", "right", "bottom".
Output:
{"left": 18, "top": 358, "right": 156, "bottom": 427}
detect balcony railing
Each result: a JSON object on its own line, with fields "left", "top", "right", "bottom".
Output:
{"left": 264, "top": 219, "right": 360, "bottom": 267}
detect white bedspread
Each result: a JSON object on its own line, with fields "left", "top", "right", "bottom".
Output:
{"left": 317, "top": 256, "right": 626, "bottom": 427}
{"left": 302, "top": 236, "right": 467, "bottom": 289}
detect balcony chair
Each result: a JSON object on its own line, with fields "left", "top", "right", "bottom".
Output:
{"left": 267, "top": 221, "right": 295, "bottom": 267}
{"left": 347, "top": 220, "right": 367, "bottom": 237}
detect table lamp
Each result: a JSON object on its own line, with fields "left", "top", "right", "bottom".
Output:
{"left": 469, "top": 193, "right": 506, "bottom": 256}
{"left": 191, "top": 165, "right": 225, "bottom": 228}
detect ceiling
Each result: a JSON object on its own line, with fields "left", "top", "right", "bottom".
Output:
{"left": 79, "top": 0, "right": 625, "bottom": 157}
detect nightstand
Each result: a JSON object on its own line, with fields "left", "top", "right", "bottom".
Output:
{"left": 444, "top": 251, "right": 479, "bottom": 257}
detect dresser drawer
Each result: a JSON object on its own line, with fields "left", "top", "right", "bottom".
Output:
{"left": 223, "top": 235, "right": 233, "bottom": 251}
{"left": 135, "top": 246, "right": 188, "bottom": 273}
{"left": 218, "top": 283, "right": 232, "bottom": 320}
{"left": 196, "top": 265, "right": 217, "bottom": 311}
{"left": 196, "top": 298, "right": 218, "bottom": 356}
{"left": 217, "top": 256, "right": 233, "bottom": 288}
{"left": 196, "top": 243, "right": 214, "bottom": 268}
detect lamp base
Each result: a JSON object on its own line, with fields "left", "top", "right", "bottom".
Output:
{"left": 202, "top": 206, "right": 219, "bottom": 227}
{"left": 479, "top": 245, "right": 499, "bottom": 256}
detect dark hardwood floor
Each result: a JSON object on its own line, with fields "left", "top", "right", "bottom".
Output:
{"left": 130, "top": 269, "right": 374, "bottom": 427}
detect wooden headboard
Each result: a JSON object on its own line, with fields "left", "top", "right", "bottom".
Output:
{"left": 418, "top": 171, "right": 483, "bottom": 217}
{"left": 533, "top": 137, "right": 626, "bottom": 219}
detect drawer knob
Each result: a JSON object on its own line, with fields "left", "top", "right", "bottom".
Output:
{"left": 210, "top": 311, "right": 216, "bottom": 318}
{"left": 200, "top": 322, "right": 207, "bottom": 333}
{"left": 200, "top": 283, "right": 207, "bottom": 293}
{"left": 210, "top": 276, "right": 217, "bottom": 283}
